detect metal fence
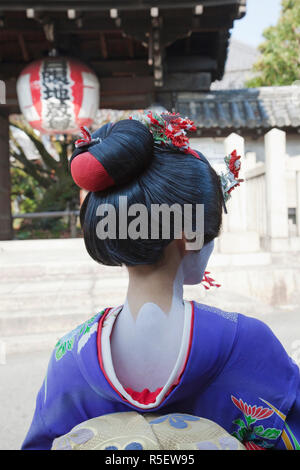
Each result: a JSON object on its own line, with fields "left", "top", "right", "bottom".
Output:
{"left": 12, "top": 210, "right": 80, "bottom": 238}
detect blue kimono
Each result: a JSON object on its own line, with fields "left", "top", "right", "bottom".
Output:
{"left": 21, "top": 301, "right": 300, "bottom": 450}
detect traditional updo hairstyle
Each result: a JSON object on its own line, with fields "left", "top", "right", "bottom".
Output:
{"left": 70, "top": 119, "right": 223, "bottom": 266}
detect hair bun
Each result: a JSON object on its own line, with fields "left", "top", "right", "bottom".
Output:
{"left": 70, "top": 120, "right": 154, "bottom": 192}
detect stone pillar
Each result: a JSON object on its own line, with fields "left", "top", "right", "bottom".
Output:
{"left": 264, "top": 128, "right": 288, "bottom": 251}
{"left": 0, "top": 108, "right": 12, "bottom": 240}
{"left": 244, "top": 151, "right": 256, "bottom": 171}
{"left": 218, "top": 133, "right": 260, "bottom": 253}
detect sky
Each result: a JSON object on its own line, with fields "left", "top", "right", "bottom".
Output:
{"left": 230, "top": 0, "right": 283, "bottom": 48}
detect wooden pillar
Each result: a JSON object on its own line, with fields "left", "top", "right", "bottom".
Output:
{"left": 0, "top": 108, "right": 12, "bottom": 240}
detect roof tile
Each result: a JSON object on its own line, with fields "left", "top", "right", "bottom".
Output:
{"left": 177, "top": 86, "right": 300, "bottom": 130}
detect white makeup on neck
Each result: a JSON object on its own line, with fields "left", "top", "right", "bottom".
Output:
{"left": 110, "top": 240, "right": 215, "bottom": 391}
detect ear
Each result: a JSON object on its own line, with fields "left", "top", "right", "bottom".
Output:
{"left": 182, "top": 233, "right": 200, "bottom": 254}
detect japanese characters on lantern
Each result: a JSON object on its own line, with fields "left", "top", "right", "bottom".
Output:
{"left": 16, "top": 57, "right": 100, "bottom": 134}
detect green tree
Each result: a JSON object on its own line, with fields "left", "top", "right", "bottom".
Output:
{"left": 10, "top": 116, "right": 79, "bottom": 212}
{"left": 10, "top": 164, "right": 43, "bottom": 214}
{"left": 246, "top": 0, "right": 300, "bottom": 87}
{"left": 9, "top": 116, "right": 79, "bottom": 237}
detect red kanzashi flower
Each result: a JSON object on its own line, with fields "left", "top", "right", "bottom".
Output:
{"left": 132, "top": 111, "right": 199, "bottom": 159}
{"left": 231, "top": 396, "right": 274, "bottom": 421}
{"left": 163, "top": 113, "right": 197, "bottom": 153}
{"left": 75, "top": 126, "right": 92, "bottom": 148}
{"left": 228, "top": 149, "right": 242, "bottom": 179}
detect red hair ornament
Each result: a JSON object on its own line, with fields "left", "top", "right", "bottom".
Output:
{"left": 220, "top": 150, "right": 244, "bottom": 203}
{"left": 130, "top": 111, "right": 200, "bottom": 159}
{"left": 70, "top": 126, "right": 115, "bottom": 192}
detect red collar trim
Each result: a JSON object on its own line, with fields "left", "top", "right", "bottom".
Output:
{"left": 125, "top": 387, "right": 163, "bottom": 405}
{"left": 97, "top": 307, "right": 132, "bottom": 405}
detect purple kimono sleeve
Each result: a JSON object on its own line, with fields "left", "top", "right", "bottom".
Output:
{"left": 276, "top": 378, "right": 300, "bottom": 450}
{"left": 21, "top": 383, "right": 55, "bottom": 450}
{"left": 21, "top": 343, "right": 89, "bottom": 450}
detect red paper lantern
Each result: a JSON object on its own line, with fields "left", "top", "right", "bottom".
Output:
{"left": 16, "top": 57, "right": 100, "bottom": 134}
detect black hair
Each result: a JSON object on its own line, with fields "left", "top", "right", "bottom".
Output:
{"left": 79, "top": 119, "right": 223, "bottom": 266}
{"left": 71, "top": 120, "right": 154, "bottom": 186}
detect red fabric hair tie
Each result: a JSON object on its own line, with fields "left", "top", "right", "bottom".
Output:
{"left": 71, "top": 151, "right": 115, "bottom": 192}
{"left": 71, "top": 126, "right": 115, "bottom": 192}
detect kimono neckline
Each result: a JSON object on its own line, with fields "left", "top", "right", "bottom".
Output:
{"left": 96, "top": 300, "right": 195, "bottom": 410}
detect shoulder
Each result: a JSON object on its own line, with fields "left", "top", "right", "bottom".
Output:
{"left": 196, "top": 305, "right": 291, "bottom": 362}
{"left": 192, "top": 301, "right": 239, "bottom": 349}
{"left": 235, "top": 313, "right": 287, "bottom": 352}
{"left": 53, "top": 309, "right": 107, "bottom": 362}
{"left": 43, "top": 309, "right": 108, "bottom": 405}
{"left": 193, "top": 301, "right": 239, "bottom": 324}
{"left": 235, "top": 314, "right": 300, "bottom": 380}
{"left": 227, "top": 312, "right": 299, "bottom": 397}
{"left": 192, "top": 301, "right": 299, "bottom": 381}
{"left": 191, "top": 301, "right": 239, "bottom": 370}
{"left": 192, "top": 301, "right": 285, "bottom": 346}
{"left": 44, "top": 309, "right": 108, "bottom": 391}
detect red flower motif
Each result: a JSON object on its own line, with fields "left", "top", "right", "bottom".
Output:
{"left": 231, "top": 396, "right": 274, "bottom": 420}
{"left": 75, "top": 126, "right": 92, "bottom": 148}
{"left": 162, "top": 112, "right": 197, "bottom": 151}
{"left": 228, "top": 150, "right": 242, "bottom": 179}
{"left": 244, "top": 441, "right": 267, "bottom": 451}
{"left": 147, "top": 111, "right": 161, "bottom": 127}
{"left": 131, "top": 111, "right": 199, "bottom": 159}
{"left": 166, "top": 130, "right": 189, "bottom": 149}
{"left": 201, "top": 271, "right": 221, "bottom": 290}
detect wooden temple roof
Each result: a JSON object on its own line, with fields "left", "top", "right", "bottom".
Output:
{"left": 0, "top": 1, "right": 247, "bottom": 110}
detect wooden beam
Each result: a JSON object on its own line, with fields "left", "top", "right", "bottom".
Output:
{"left": 185, "top": 35, "right": 191, "bottom": 55}
{"left": 166, "top": 56, "right": 217, "bottom": 73}
{"left": 0, "top": 59, "right": 152, "bottom": 80}
{"left": 100, "top": 76, "right": 154, "bottom": 95}
{"left": 0, "top": 1, "right": 245, "bottom": 12}
{"left": 161, "top": 72, "right": 211, "bottom": 91}
{"left": 122, "top": 17, "right": 233, "bottom": 36}
{"left": 92, "top": 59, "right": 151, "bottom": 76}
{"left": 17, "top": 33, "right": 30, "bottom": 62}
{"left": 0, "top": 15, "right": 235, "bottom": 34}
{"left": 99, "top": 33, "right": 108, "bottom": 59}
{"left": 127, "top": 37, "right": 135, "bottom": 59}
{"left": 100, "top": 92, "right": 154, "bottom": 109}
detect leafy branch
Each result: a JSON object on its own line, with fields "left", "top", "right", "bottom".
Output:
{"left": 247, "top": 0, "right": 300, "bottom": 87}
